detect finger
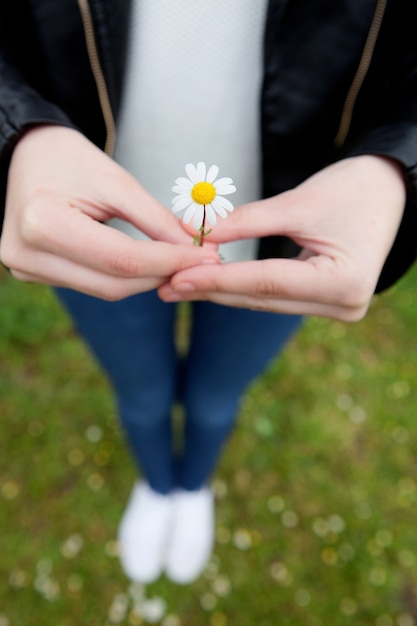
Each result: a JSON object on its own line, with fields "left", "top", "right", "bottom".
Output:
{"left": 161, "top": 257, "right": 373, "bottom": 313}
{"left": 158, "top": 286, "right": 365, "bottom": 320}
{"left": 9, "top": 249, "right": 167, "bottom": 300}
{"left": 97, "top": 166, "right": 198, "bottom": 245}
{"left": 11, "top": 202, "right": 219, "bottom": 278}
{"left": 182, "top": 194, "right": 295, "bottom": 243}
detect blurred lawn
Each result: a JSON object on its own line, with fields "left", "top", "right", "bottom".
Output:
{"left": 0, "top": 263, "right": 416, "bottom": 626}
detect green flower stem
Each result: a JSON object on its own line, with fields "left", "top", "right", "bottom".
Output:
{"left": 199, "top": 207, "right": 206, "bottom": 246}
{"left": 193, "top": 206, "right": 212, "bottom": 246}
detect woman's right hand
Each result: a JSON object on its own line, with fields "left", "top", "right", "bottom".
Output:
{"left": 0, "top": 125, "right": 219, "bottom": 299}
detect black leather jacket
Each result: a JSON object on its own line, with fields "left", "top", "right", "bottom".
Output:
{"left": 1, "top": 0, "right": 417, "bottom": 291}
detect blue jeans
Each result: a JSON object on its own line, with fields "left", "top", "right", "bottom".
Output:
{"left": 55, "top": 288, "right": 302, "bottom": 494}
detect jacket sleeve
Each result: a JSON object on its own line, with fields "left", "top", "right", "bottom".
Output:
{"left": 340, "top": 1, "right": 417, "bottom": 292}
{"left": 0, "top": 19, "right": 76, "bottom": 231}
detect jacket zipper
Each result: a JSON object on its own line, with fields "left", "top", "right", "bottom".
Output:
{"left": 76, "top": 0, "right": 116, "bottom": 155}
{"left": 335, "top": 0, "right": 387, "bottom": 148}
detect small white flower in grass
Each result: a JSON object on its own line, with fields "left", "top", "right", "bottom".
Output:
{"left": 172, "top": 162, "right": 236, "bottom": 246}
{"left": 60, "top": 533, "right": 84, "bottom": 559}
{"left": 139, "top": 597, "right": 167, "bottom": 623}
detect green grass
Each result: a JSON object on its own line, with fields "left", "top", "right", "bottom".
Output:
{"left": 0, "top": 263, "right": 417, "bottom": 626}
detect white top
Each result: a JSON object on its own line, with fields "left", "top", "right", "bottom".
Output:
{"left": 110, "top": 0, "right": 268, "bottom": 262}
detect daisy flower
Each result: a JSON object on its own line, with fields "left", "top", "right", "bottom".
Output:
{"left": 172, "top": 162, "right": 236, "bottom": 245}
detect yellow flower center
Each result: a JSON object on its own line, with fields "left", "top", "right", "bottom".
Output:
{"left": 191, "top": 182, "right": 216, "bottom": 205}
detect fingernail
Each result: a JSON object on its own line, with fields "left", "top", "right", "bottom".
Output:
{"left": 162, "top": 292, "right": 182, "bottom": 301}
{"left": 175, "top": 282, "right": 195, "bottom": 292}
{"left": 160, "top": 287, "right": 181, "bottom": 301}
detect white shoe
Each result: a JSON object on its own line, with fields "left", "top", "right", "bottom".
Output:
{"left": 165, "top": 487, "right": 214, "bottom": 584}
{"left": 118, "top": 482, "right": 173, "bottom": 584}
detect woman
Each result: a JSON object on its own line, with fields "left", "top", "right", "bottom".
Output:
{"left": 0, "top": 0, "right": 415, "bottom": 584}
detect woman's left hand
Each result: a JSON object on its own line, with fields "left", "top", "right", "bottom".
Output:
{"left": 159, "top": 156, "right": 406, "bottom": 321}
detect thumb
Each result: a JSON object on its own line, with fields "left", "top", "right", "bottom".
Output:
{"left": 106, "top": 169, "right": 197, "bottom": 246}
{"left": 183, "top": 193, "right": 296, "bottom": 243}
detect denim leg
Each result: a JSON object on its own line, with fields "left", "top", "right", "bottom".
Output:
{"left": 55, "top": 288, "right": 178, "bottom": 494}
{"left": 178, "top": 302, "right": 303, "bottom": 490}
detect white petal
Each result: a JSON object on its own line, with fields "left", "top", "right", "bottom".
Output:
{"left": 196, "top": 162, "right": 206, "bottom": 181}
{"left": 213, "top": 177, "right": 234, "bottom": 186}
{"left": 172, "top": 192, "right": 189, "bottom": 204}
{"left": 185, "top": 163, "right": 199, "bottom": 184}
{"left": 172, "top": 195, "right": 193, "bottom": 212}
{"left": 172, "top": 183, "right": 192, "bottom": 194}
{"left": 216, "top": 196, "right": 235, "bottom": 212}
{"left": 205, "top": 204, "right": 217, "bottom": 226}
{"left": 210, "top": 198, "right": 228, "bottom": 219}
{"left": 174, "top": 177, "right": 193, "bottom": 189}
{"left": 214, "top": 177, "right": 236, "bottom": 193}
{"left": 182, "top": 202, "right": 197, "bottom": 224}
{"left": 193, "top": 204, "right": 205, "bottom": 228}
{"left": 215, "top": 184, "right": 236, "bottom": 195}
{"left": 183, "top": 202, "right": 198, "bottom": 224}
{"left": 212, "top": 196, "right": 234, "bottom": 216}
{"left": 206, "top": 165, "right": 219, "bottom": 183}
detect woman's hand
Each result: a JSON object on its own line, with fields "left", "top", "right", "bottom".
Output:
{"left": 159, "top": 156, "right": 405, "bottom": 321}
{"left": 0, "top": 125, "right": 219, "bottom": 299}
